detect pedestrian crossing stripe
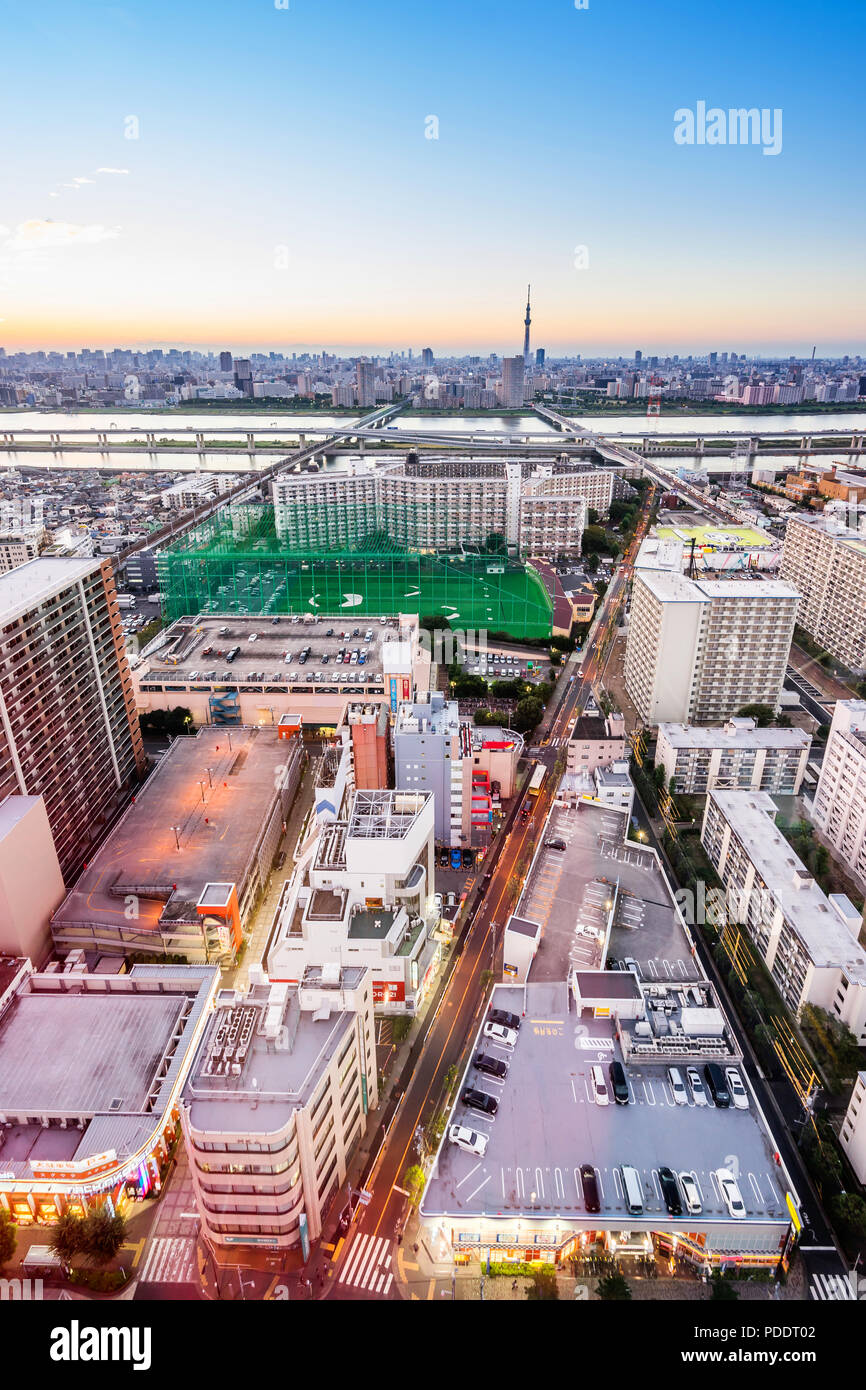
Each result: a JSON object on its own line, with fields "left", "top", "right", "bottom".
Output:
{"left": 138, "top": 1235, "right": 197, "bottom": 1286}
{"left": 810, "top": 1272, "right": 855, "bottom": 1300}
{"left": 337, "top": 1231, "right": 394, "bottom": 1294}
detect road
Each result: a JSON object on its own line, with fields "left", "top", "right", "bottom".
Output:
{"left": 326, "top": 487, "right": 657, "bottom": 1300}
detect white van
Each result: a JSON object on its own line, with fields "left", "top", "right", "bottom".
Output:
{"left": 667, "top": 1066, "right": 688, "bottom": 1106}
{"left": 620, "top": 1164, "right": 643, "bottom": 1216}
{"left": 590, "top": 1065, "right": 609, "bottom": 1106}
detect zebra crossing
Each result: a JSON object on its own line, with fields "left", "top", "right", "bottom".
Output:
{"left": 810, "top": 1271, "right": 855, "bottom": 1300}
{"left": 138, "top": 1235, "right": 198, "bottom": 1286}
{"left": 337, "top": 1231, "right": 394, "bottom": 1295}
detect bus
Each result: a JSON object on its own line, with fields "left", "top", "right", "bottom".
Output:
{"left": 528, "top": 763, "right": 547, "bottom": 797}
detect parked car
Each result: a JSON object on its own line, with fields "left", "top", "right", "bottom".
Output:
{"left": 609, "top": 1059, "right": 630, "bottom": 1104}
{"left": 489, "top": 1008, "right": 520, "bottom": 1032}
{"left": 704, "top": 1062, "right": 731, "bottom": 1108}
{"left": 580, "top": 1163, "right": 601, "bottom": 1214}
{"left": 716, "top": 1167, "right": 746, "bottom": 1219}
{"left": 658, "top": 1166, "right": 683, "bottom": 1216}
{"left": 473, "top": 1052, "right": 508, "bottom": 1080}
{"left": 461, "top": 849, "right": 474, "bottom": 869}
{"left": 461, "top": 1087, "right": 498, "bottom": 1117}
{"left": 623, "top": 956, "right": 641, "bottom": 978}
{"left": 449, "top": 1125, "right": 488, "bottom": 1158}
{"left": 483, "top": 1022, "right": 517, "bottom": 1048}
{"left": 545, "top": 837, "right": 567, "bottom": 851}
{"left": 667, "top": 1066, "right": 688, "bottom": 1106}
{"left": 679, "top": 1171, "right": 703, "bottom": 1216}
{"left": 726, "top": 1067, "right": 749, "bottom": 1110}
{"left": 686, "top": 1066, "right": 707, "bottom": 1106}
{"left": 590, "top": 1064, "right": 609, "bottom": 1106}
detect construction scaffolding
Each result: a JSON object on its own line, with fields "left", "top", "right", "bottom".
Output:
{"left": 157, "top": 505, "right": 553, "bottom": 639}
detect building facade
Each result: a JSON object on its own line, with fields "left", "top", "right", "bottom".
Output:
{"left": 656, "top": 718, "right": 811, "bottom": 795}
{"left": 181, "top": 964, "right": 377, "bottom": 1255}
{"left": 811, "top": 701, "right": 866, "bottom": 893}
{"left": 780, "top": 515, "right": 866, "bottom": 671}
{"left": 624, "top": 571, "right": 799, "bottom": 725}
{"left": 0, "top": 557, "right": 146, "bottom": 884}
{"left": 700, "top": 791, "right": 866, "bottom": 1038}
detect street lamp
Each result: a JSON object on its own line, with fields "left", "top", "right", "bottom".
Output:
{"left": 172, "top": 824, "right": 182, "bottom": 851}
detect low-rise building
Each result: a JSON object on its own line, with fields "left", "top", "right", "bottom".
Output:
{"left": 268, "top": 789, "right": 439, "bottom": 1013}
{"left": 656, "top": 717, "right": 811, "bottom": 795}
{"left": 181, "top": 964, "right": 377, "bottom": 1258}
{"left": 0, "top": 961, "right": 219, "bottom": 1228}
{"left": 701, "top": 791, "right": 866, "bottom": 1039}
{"left": 566, "top": 710, "right": 626, "bottom": 775}
{"left": 51, "top": 726, "right": 303, "bottom": 963}
{"left": 812, "top": 701, "right": 866, "bottom": 894}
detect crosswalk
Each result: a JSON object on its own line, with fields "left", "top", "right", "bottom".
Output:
{"left": 810, "top": 1271, "right": 855, "bottom": 1300}
{"left": 138, "top": 1236, "right": 197, "bottom": 1286}
{"left": 337, "top": 1231, "right": 394, "bottom": 1295}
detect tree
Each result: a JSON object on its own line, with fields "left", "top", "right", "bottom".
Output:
{"left": 139, "top": 705, "right": 194, "bottom": 737}
{"left": 82, "top": 1209, "right": 127, "bottom": 1267}
{"left": 596, "top": 1272, "right": 632, "bottom": 1300}
{"left": 0, "top": 1210, "right": 16, "bottom": 1270}
{"left": 513, "top": 697, "right": 543, "bottom": 733}
{"left": 710, "top": 1271, "right": 740, "bottom": 1300}
{"left": 585, "top": 551, "right": 599, "bottom": 574}
{"left": 50, "top": 1212, "right": 87, "bottom": 1267}
{"left": 525, "top": 1270, "right": 559, "bottom": 1299}
{"left": 775, "top": 714, "right": 792, "bottom": 728}
{"left": 736, "top": 703, "right": 774, "bottom": 727}
{"left": 830, "top": 1192, "right": 866, "bottom": 1242}
{"left": 404, "top": 1164, "right": 426, "bottom": 1207}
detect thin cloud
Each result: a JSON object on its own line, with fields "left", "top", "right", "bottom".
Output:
{"left": 96, "top": 167, "right": 129, "bottom": 175}
{"left": 3, "top": 219, "right": 121, "bottom": 249}
{"left": 73, "top": 176, "right": 95, "bottom": 184}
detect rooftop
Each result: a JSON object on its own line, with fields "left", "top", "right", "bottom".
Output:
{"left": 709, "top": 791, "right": 866, "bottom": 981}
{"left": 659, "top": 719, "right": 811, "bottom": 750}
{"left": 0, "top": 555, "right": 101, "bottom": 622}
{"left": 636, "top": 570, "right": 798, "bottom": 605}
{"left": 52, "top": 726, "right": 288, "bottom": 933}
{"left": 347, "top": 789, "right": 432, "bottom": 841}
{"left": 422, "top": 982, "right": 793, "bottom": 1230}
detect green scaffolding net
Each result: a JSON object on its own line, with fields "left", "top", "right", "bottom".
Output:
{"left": 157, "top": 505, "right": 553, "bottom": 639}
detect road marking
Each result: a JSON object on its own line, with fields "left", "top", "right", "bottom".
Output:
{"left": 138, "top": 1235, "right": 197, "bottom": 1286}
{"left": 121, "top": 1238, "right": 146, "bottom": 1268}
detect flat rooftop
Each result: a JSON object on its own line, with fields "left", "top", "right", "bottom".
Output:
{"left": 183, "top": 979, "right": 361, "bottom": 1133}
{"left": 422, "top": 982, "right": 792, "bottom": 1231}
{"left": 347, "top": 789, "right": 432, "bottom": 840}
{"left": 0, "top": 993, "right": 183, "bottom": 1114}
{"left": 659, "top": 721, "right": 811, "bottom": 750}
{"left": 636, "top": 570, "right": 797, "bottom": 605}
{"left": 709, "top": 791, "right": 866, "bottom": 981}
{"left": 53, "top": 726, "right": 285, "bottom": 931}
{"left": 0, "top": 555, "right": 100, "bottom": 621}
{"left": 137, "top": 612, "right": 411, "bottom": 693}
{"left": 517, "top": 801, "right": 699, "bottom": 983}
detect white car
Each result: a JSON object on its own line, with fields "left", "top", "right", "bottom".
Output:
{"left": 686, "top": 1066, "right": 707, "bottom": 1106}
{"left": 591, "top": 1064, "right": 609, "bottom": 1106}
{"left": 667, "top": 1066, "right": 688, "bottom": 1106}
{"left": 679, "top": 1171, "right": 703, "bottom": 1215}
{"left": 726, "top": 1068, "right": 749, "bottom": 1110}
{"left": 483, "top": 1022, "right": 518, "bottom": 1048}
{"left": 248, "top": 633, "right": 258, "bottom": 642}
{"left": 623, "top": 956, "right": 641, "bottom": 978}
{"left": 716, "top": 1168, "right": 746, "bottom": 1219}
{"left": 449, "top": 1124, "right": 488, "bottom": 1157}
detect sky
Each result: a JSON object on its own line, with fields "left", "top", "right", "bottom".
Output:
{"left": 1, "top": 0, "right": 864, "bottom": 357}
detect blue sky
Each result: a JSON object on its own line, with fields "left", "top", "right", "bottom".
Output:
{"left": 1, "top": 0, "right": 863, "bottom": 354}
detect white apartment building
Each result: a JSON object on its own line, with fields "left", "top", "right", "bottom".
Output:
{"left": 272, "top": 458, "right": 597, "bottom": 559}
{"left": 656, "top": 717, "right": 811, "bottom": 795}
{"left": 780, "top": 515, "right": 866, "bottom": 671}
{"left": 566, "top": 711, "right": 626, "bottom": 775}
{"left": 701, "top": 791, "right": 866, "bottom": 1039}
{"left": 624, "top": 571, "right": 799, "bottom": 725}
{"left": 160, "top": 473, "right": 234, "bottom": 510}
{"left": 839, "top": 1071, "right": 866, "bottom": 1184}
{"left": 812, "top": 701, "right": 866, "bottom": 893}
{"left": 267, "top": 789, "right": 439, "bottom": 1013}
{"left": 181, "top": 964, "right": 377, "bottom": 1255}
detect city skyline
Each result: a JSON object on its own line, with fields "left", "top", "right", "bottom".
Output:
{"left": 1, "top": 0, "right": 864, "bottom": 355}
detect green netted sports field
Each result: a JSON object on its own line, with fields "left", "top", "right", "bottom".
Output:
{"left": 157, "top": 507, "right": 552, "bottom": 639}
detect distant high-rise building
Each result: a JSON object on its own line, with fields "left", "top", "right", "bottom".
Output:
{"left": 421, "top": 347, "right": 434, "bottom": 370}
{"left": 0, "top": 557, "right": 145, "bottom": 884}
{"left": 709, "top": 351, "right": 718, "bottom": 366}
{"left": 634, "top": 349, "right": 642, "bottom": 366}
{"left": 501, "top": 355, "right": 525, "bottom": 408}
{"left": 219, "top": 351, "right": 232, "bottom": 372}
{"left": 535, "top": 348, "right": 545, "bottom": 367}
{"left": 233, "top": 358, "right": 253, "bottom": 396}
{"left": 356, "top": 359, "right": 376, "bottom": 408}
{"left": 523, "top": 285, "right": 531, "bottom": 365}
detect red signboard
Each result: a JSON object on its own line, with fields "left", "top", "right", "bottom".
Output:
{"left": 372, "top": 978, "right": 405, "bottom": 1003}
